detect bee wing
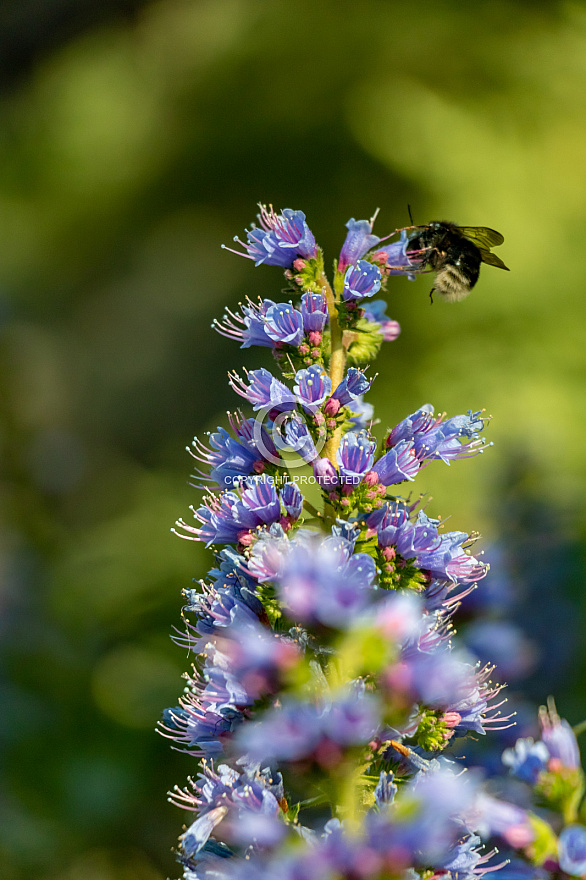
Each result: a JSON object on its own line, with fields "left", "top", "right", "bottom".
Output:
{"left": 478, "top": 247, "right": 510, "bottom": 270}
{"left": 458, "top": 226, "right": 505, "bottom": 248}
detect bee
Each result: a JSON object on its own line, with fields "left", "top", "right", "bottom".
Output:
{"left": 405, "top": 221, "right": 509, "bottom": 302}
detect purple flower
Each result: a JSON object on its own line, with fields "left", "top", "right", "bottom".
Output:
{"left": 213, "top": 298, "right": 275, "bottom": 348}
{"left": 362, "top": 299, "right": 401, "bottom": 342}
{"left": 264, "top": 302, "right": 305, "bottom": 346}
{"left": 293, "top": 365, "right": 332, "bottom": 409}
{"left": 416, "top": 529, "right": 488, "bottom": 585}
{"left": 312, "top": 457, "right": 340, "bottom": 488}
{"left": 348, "top": 396, "right": 375, "bottom": 430}
{"left": 180, "top": 806, "right": 229, "bottom": 857}
{"left": 174, "top": 478, "right": 282, "bottom": 546}
{"left": 374, "top": 771, "right": 397, "bottom": 806}
{"left": 275, "top": 533, "right": 376, "bottom": 627}
{"left": 338, "top": 217, "right": 381, "bottom": 273}
{"left": 388, "top": 405, "right": 489, "bottom": 464}
{"left": 337, "top": 430, "right": 376, "bottom": 483}
{"left": 224, "top": 206, "right": 317, "bottom": 268}
{"left": 502, "top": 737, "right": 550, "bottom": 784}
{"left": 341, "top": 260, "right": 382, "bottom": 301}
{"left": 237, "top": 699, "right": 324, "bottom": 762}
{"left": 188, "top": 416, "right": 278, "bottom": 490}
{"left": 367, "top": 503, "right": 437, "bottom": 559}
{"left": 473, "top": 794, "right": 535, "bottom": 848}
{"left": 237, "top": 686, "right": 380, "bottom": 763}
{"left": 301, "top": 292, "right": 328, "bottom": 332}
{"left": 372, "top": 439, "right": 420, "bottom": 485}
{"left": 558, "top": 825, "right": 586, "bottom": 876}
{"left": 208, "top": 620, "right": 299, "bottom": 700}
{"left": 328, "top": 368, "right": 372, "bottom": 410}
{"left": 373, "top": 229, "right": 417, "bottom": 276}
{"left": 320, "top": 684, "right": 381, "bottom": 745}
{"left": 229, "top": 368, "right": 297, "bottom": 412}
{"left": 247, "top": 525, "right": 291, "bottom": 582}
{"left": 281, "top": 482, "right": 303, "bottom": 519}
{"left": 281, "top": 414, "right": 318, "bottom": 462}
{"left": 539, "top": 702, "right": 581, "bottom": 769}
{"left": 366, "top": 766, "right": 478, "bottom": 865}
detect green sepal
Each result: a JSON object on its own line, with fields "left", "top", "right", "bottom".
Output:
{"left": 255, "top": 581, "right": 283, "bottom": 627}
{"left": 525, "top": 812, "right": 559, "bottom": 865}
{"left": 291, "top": 250, "right": 325, "bottom": 293}
{"left": 345, "top": 317, "right": 384, "bottom": 366}
{"left": 412, "top": 709, "right": 452, "bottom": 752}
{"left": 333, "top": 625, "right": 396, "bottom": 682}
{"left": 536, "top": 765, "right": 585, "bottom": 823}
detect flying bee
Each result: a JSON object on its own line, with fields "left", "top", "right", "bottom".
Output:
{"left": 405, "top": 221, "right": 509, "bottom": 302}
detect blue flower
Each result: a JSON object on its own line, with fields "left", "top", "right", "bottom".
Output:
{"left": 341, "top": 260, "right": 382, "bottom": 301}
{"left": 275, "top": 533, "right": 376, "bottom": 627}
{"left": 213, "top": 299, "right": 275, "bottom": 348}
{"left": 188, "top": 416, "right": 279, "bottom": 490}
{"left": 337, "top": 430, "right": 376, "bottom": 483}
{"left": 372, "top": 439, "right": 420, "bottom": 485}
{"left": 328, "top": 368, "right": 372, "bottom": 410}
{"left": 338, "top": 217, "right": 381, "bottom": 273}
{"left": 300, "top": 291, "right": 328, "bottom": 332}
{"left": 229, "top": 368, "right": 297, "bottom": 412}
{"left": 501, "top": 737, "right": 550, "bottom": 784}
{"left": 264, "top": 302, "right": 305, "bottom": 346}
{"left": 223, "top": 206, "right": 317, "bottom": 268}
{"left": 362, "top": 299, "right": 401, "bottom": 342}
{"left": 237, "top": 686, "right": 380, "bottom": 763}
{"left": 312, "top": 457, "right": 340, "bottom": 488}
{"left": 293, "top": 365, "right": 332, "bottom": 409}
{"left": 175, "top": 478, "right": 283, "bottom": 546}
{"left": 374, "top": 229, "right": 417, "bottom": 277}
{"left": 558, "top": 825, "right": 586, "bottom": 876}
{"left": 374, "top": 771, "right": 397, "bottom": 806}
{"left": 281, "top": 414, "right": 318, "bottom": 462}
{"left": 281, "top": 482, "right": 303, "bottom": 519}
{"left": 388, "top": 405, "right": 489, "bottom": 464}
{"left": 539, "top": 702, "right": 581, "bottom": 769}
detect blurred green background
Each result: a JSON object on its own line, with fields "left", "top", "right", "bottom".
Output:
{"left": 1, "top": 0, "right": 586, "bottom": 877}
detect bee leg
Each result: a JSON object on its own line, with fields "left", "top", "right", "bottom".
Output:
{"left": 429, "top": 287, "right": 435, "bottom": 304}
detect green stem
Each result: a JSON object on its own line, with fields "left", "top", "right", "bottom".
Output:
{"left": 322, "top": 272, "right": 346, "bottom": 466}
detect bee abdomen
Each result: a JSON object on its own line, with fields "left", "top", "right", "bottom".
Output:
{"left": 434, "top": 265, "right": 473, "bottom": 302}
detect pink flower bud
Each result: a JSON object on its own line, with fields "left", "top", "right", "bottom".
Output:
{"left": 323, "top": 398, "right": 341, "bottom": 417}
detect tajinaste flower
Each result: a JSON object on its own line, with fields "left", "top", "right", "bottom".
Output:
{"left": 162, "top": 204, "right": 553, "bottom": 880}
{"left": 372, "top": 228, "right": 418, "bottom": 277}
{"left": 362, "top": 299, "right": 401, "bottom": 341}
{"left": 223, "top": 205, "right": 317, "bottom": 267}
{"left": 388, "top": 404, "right": 490, "bottom": 464}
{"left": 336, "top": 430, "right": 376, "bottom": 484}
{"left": 263, "top": 302, "right": 305, "bottom": 346}
{"left": 173, "top": 478, "right": 285, "bottom": 547}
{"left": 558, "top": 825, "right": 586, "bottom": 876}
{"left": 213, "top": 298, "right": 276, "bottom": 348}
{"left": 300, "top": 291, "right": 328, "bottom": 332}
{"left": 187, "top": 415, "right": 278, "bottom": 489}
{"left": 325, "top": 368, "right": 373, "bottom": 414}
{"left": 229, "top": 367, "right": 297, "bottom": 412}
{"left": 341, "top": 260, "right": 382, "bottom": 302}
{"left": 293, "top": 365, "right": 332, "bottom": 410}
{"left": 338, "top": 216, "right": 381, "bottom": 273}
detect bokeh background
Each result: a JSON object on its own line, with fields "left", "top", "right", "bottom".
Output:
{"left": 1, "top": 1, "right": 586, "bottom": 877}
